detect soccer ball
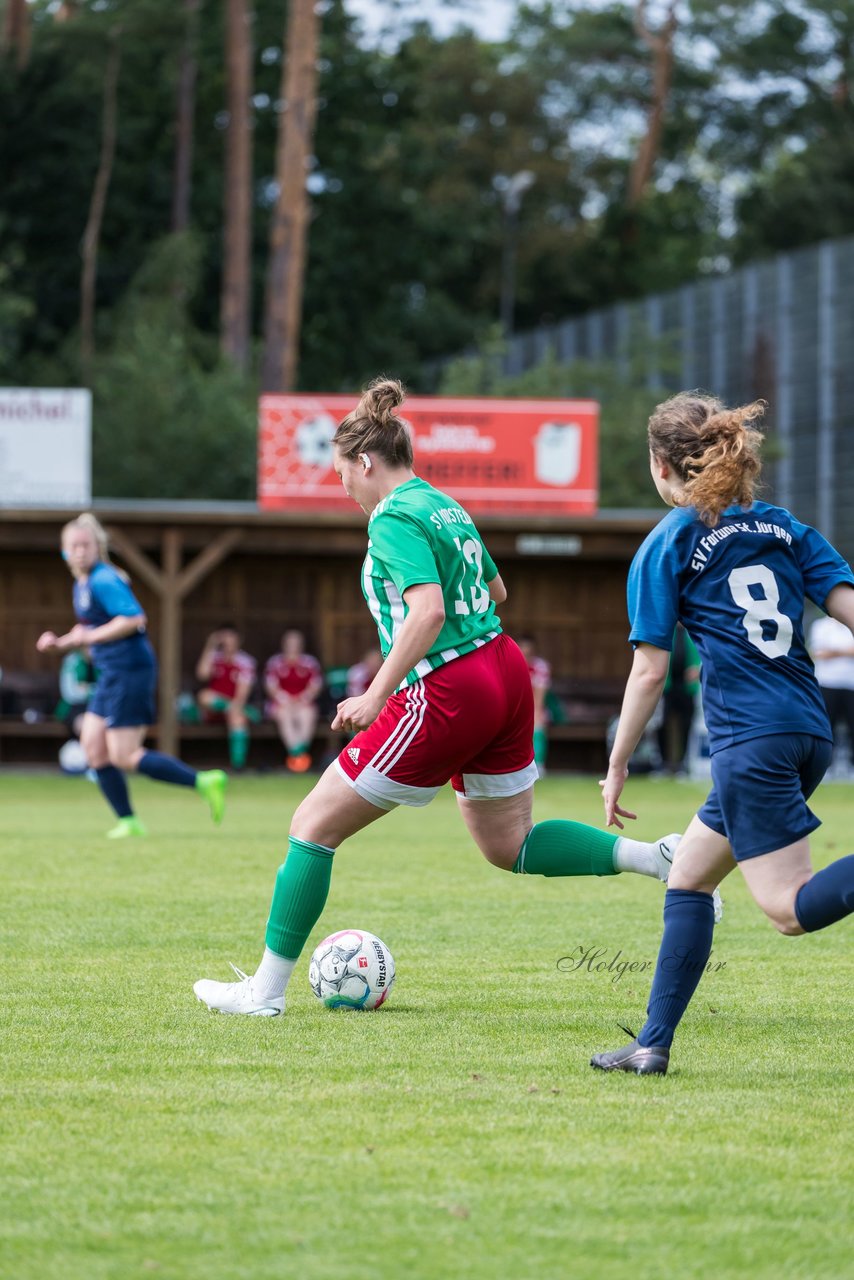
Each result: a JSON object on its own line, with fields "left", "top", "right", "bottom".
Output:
{"left": 58, "top": 738, "right": 88, "bottom": 774}
{"left": 308, "top": 929, "right": 395, "bottom": 1010}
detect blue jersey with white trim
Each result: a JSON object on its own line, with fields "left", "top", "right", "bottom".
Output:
{"left": 627, "top": 501, "right": 854, "bottom": 752}
{"left": 73, "top": 562, "right": 155, "bottom": 674}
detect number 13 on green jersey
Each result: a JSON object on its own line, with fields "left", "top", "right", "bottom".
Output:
{"left": 362, "top": 477, "right": 502, "bottom": 687}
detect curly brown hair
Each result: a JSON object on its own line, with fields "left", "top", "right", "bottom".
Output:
{"left": 332, "top": 376, "right": 414, "bottom": 468}
{"left": 648, "top": 392, "right": 766, "bottom": 526}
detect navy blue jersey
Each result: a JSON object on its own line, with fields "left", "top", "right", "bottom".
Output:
{"left": 73, "top": 562, "right": 155, "bottom": 674}
{"left": 628, "top": 501, "right": 854, "bottom": 752}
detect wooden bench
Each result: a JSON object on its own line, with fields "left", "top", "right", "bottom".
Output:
{"left": 176, "top": 718, "right": 345, "bottom": 767}
{"left": 0, "top": 674, "right": 626, "bottom": 772}
{"left": 543, "top": 676, "right": 624, "bottom": 770}
{"left": 0, "top": 713, "right": 345, "bottom": 767}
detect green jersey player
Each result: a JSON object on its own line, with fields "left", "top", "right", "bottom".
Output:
{"left": 193, "top": 378, "right": 682, "bottom": 1017}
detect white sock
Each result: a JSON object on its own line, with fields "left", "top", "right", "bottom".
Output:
{"left": 252, "top": 947, "right": 297, "bottom": 999}
{"left": 613, "top": 836, "right": 661, "bottom": 878}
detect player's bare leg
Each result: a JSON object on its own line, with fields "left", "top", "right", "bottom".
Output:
{"left": 79, "top": 711, "right": 109, "bottom": 769}
{"left": 106, "top": 724, "right": 147, "bottom": 771}
{"left": 457, "top": 785, "right": 685, "bottom": 883}
{"left": 273, "top": 702, "right": 317, "bottom": 772}
{"left": 666, "top": 815, "right": 737, "bottom": 891}
{"left": 104, "top": 724, "right": 227, "bottom": 825}
{"left": 194, "top": 764, "right": 387, "bottom": 1015}
{"left": 80, "top": 713, "right": 143, "bottom": 837}
{"left": 456, "top": 787, "right": 534, "bottom": 870}
{"left": 290, "top": 763, "right": 386, "bottom": 847}
{"left": 773, "top": 840, "right": 854, "bottom": 933}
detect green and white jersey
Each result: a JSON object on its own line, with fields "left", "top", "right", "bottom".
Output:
{"left": 363, "top": 477, "right": 502, "bottom": 687}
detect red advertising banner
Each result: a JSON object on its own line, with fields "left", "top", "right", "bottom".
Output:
{"left": 258, "top": 395, "right": 599, "bottom": 515}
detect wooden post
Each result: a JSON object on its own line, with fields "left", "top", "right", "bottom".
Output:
{"left": 177, "top": 528, "right": 244, "bottom": 598}
{"left": 159, "top": 528, "right": 183, "bottom": 756}
{"left": 159, "top": 528, "right": 247, "bottom": 755}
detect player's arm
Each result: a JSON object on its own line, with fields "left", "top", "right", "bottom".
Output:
{"left": 824, "top": 584, "right": 854, "bottom": 634}
{"left": 231, "top": 666, "right": 255, "bottom": 709}
{"left": 600, "top": 643, "right": 670, "bottom": 828}
{"left": 332, "top": 584, "right": 445, "bottom": 732}
{"left": 264, "top": 668, "right": 285, "bottom": 703}
{"left": 263, "top": 660, "right": 280, "bottom": 701}
{"left": 36, "top": 629, "right": 62, "bottom": 653}
{"left": 196, "top": 633, "right": 221, "bottom": 682}
{"left": 56, "top": 614, "right": 146, "bottom": 651}
{"left": 488, "top": 573, "right": 507, "bottom": 604}
{"left": 303, "top": 672, "right": 324, "bottom": 703}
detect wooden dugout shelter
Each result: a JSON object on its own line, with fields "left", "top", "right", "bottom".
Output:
{"left": 0, "top": 503, "right": 659, "bottom": 768}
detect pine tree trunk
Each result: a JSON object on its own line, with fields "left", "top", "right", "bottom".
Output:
{"left": 171, "top": 0, "right": 200, "bottom": 233}
{"left": 80, "top": 29, "right": 121, "bottom": 368}
{"left": 627, "top": 0, "right": 677, "bottom": 209}
{"left": 1, "top": 0, "right": 31, "bottom": 70}
{"left": 220, "top": 0, "right": 253, "bottom": 372}
{"left": 260, "top": 0, "right": 320, "bottom": 393}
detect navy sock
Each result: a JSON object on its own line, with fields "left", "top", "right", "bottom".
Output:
{"left": 137, "top": 750, "right": 197, "bottom": 788}
{"left": 794, "top": 856, "right": 854, "bottom": 932}
{"left": 95, "top": 765, "right": 133, "bottom": 818}
{"left": 637, "top": 889, "right": 716, "bottom": 1049}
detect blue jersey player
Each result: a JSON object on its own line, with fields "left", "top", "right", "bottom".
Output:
{"left": 36, "top": 513, "right": 227, "bottom": 837}
{"left": 591, "top": 393, "right": 854, "bottom": 1075}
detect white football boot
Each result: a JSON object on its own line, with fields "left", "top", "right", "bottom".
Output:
{"left": 193, "top": 962, "right": 284, "bottom": 1016}
{"left": 654, "top": 832, "right": 724, "bottom": 923}
{"left": 653, "top": 832, "right": 681, "bottom": 882}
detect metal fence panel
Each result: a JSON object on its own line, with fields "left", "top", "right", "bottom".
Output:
{"left": 498, "top": 235, "right": 854, "bottom": 563}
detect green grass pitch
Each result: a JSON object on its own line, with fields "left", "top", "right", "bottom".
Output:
{"left": 1, "top": 771, "right": 851, "bottom": 1280}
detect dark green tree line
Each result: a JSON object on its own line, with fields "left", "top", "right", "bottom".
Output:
{"left": 0, "top": 0, "right": 852, "bottom": 499}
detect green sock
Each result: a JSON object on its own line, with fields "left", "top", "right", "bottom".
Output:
{"left": 229, "top": 726, "right": 248, "bottom": 769}
{"left": 209, "top": 694, "right": 230, "bottom": 713}
{"left": 265, "top": 836, "right": 335, "bottom": 959}
{"left": 533, "top": 727, "right": 547, "bottom": 767}
{"left": 513, "top": 820, "right": 619, "bottom": 877}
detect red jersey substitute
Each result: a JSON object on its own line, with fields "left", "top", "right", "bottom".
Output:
{"left": 265, "top": 653, "right": 322, "bottom": 698}
{"left": 207, "top": 650, "right": 256, "bottom": 700}
{"left": 527, "top": 655, "right": 551, "bottom": 691}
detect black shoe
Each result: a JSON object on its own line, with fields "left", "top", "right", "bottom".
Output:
{"left": 590, "top": 1026, "right": 670, "bottom": 1075}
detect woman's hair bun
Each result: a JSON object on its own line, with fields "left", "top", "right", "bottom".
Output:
{"left": 358, "top": 377, "right": 406, "bottom": 427}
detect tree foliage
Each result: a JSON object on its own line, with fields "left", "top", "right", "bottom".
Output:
{"left": 439, "top": 328, "right": 671, "bottom": 508}
{"left": 1, "top": 0, "right": 853, "bottom": 498}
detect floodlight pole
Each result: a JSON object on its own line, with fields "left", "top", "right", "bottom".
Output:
{"left": 499, "top": 170, "right": 536, "bottom": 338}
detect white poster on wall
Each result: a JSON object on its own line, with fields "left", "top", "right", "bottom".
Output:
{"left": 0, "top": 389, "right": 92, "bottom": 507}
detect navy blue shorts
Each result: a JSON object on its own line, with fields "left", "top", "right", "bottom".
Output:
{"left": 698, "top": 734, "right": 832, "bottom": 860}
{"left": 88, "top": 665, "right": 157, "bottom": 729}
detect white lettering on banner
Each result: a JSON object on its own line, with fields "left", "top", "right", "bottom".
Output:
{"left": 516, "top": 534, "right": 583, "bottom": 556}
{"left": 414, "top": 424, "right": 497, "bottom": 454}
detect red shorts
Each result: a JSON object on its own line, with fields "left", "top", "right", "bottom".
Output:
{"left": 336, "top": 633, "right": 537, "bottom": 810}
